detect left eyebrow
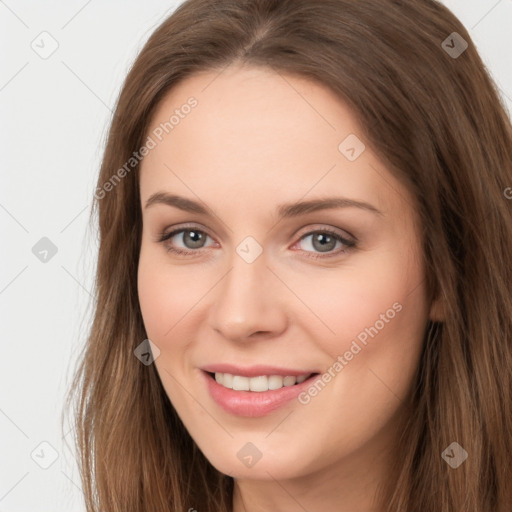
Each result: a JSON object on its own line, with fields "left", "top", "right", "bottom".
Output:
{"left": 276, "top": 196, "right": 383, "bottom": 218}
{"left": 144, "top": 192, "right": 384, "bottom": 217}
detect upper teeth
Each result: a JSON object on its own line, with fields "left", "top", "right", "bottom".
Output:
{"left": 214, "top": 372, "right": 311, "bottom": 392}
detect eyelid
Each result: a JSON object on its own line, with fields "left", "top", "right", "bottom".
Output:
{"left": 158, "top": 222, "right": 356, "bottom": 242}
{"left": 294, "top": 223, "right": 357, "bottom": 243}
{"left": 156, "top": 223, "right": 217, "bottom": 248}
{"left": 157, "top": 222, "right": 357, "bottom": 258}
{"left": 156, "top": 222, "right": 213, "bottom": 242}
{"left": 291, "top": 227, "right": 356, "bottom": 260}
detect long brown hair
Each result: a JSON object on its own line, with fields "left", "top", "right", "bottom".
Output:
{"left": 65, "top": 1, "right": 512, "bottom": 510}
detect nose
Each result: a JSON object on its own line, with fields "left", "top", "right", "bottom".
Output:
{"left": 208, "top": 248, "right": 288, "bottom": 342}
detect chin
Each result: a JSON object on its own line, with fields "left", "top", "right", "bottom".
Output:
{"left": 199, "top": 443, "right": 310, "bottom": 481}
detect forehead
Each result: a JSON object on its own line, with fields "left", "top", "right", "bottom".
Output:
{"left": 139, "top": 65, "right": 410, "bottom": 221}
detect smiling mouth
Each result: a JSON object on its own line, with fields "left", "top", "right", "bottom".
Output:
{"left": 205, "top": 371, "right": 320, "bottom": 392}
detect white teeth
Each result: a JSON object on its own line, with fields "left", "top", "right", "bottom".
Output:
{"left": 249, "top": 375, "right": 268, "bottom": 392}
{"left": 232, "top": 375, "right": 250, "bottom": 391}
{"left": 213, "top": 372, "right": 311, "bottom": 392}
{"left": 223, "top": 373, "right": 233, "bottom": 388}
{"left": 283, "top": 376, "right": 296, "bottom": 386}
{"left": 268, "top": 375, "right": 284, "bottom": 390}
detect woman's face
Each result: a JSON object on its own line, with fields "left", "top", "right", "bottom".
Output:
{"left": 138, "top": 64, "right": 439, "bottom": 483}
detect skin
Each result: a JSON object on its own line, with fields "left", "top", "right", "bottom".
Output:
{"left": 137, "top": 63, "right": 444, "bottom": 512}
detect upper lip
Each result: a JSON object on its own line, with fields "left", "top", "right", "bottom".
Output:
{"left": 200, "top": 363, "right": 318, "bottom": 378}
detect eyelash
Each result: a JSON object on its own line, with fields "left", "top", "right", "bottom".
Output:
{"left": 157, "top": 224, "right": 357, "bottom": 260}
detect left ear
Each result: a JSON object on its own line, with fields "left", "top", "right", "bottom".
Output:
{"left": 428, "top": 293, "right": 445, "bottom": 322}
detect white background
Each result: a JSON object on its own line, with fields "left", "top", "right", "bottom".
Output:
{"left": 1, "top": 1, "right": 511, "bottom": 510}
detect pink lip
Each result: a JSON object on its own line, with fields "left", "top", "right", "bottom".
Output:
{"left": 200, "top": 363, "right": 317, "bottom": 378}
{"left": 201, "top": 370, "right": 319, "bottom": 417}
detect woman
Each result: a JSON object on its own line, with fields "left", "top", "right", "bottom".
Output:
{"left": 66, "top": 0, "right": 512, "bottom": 510}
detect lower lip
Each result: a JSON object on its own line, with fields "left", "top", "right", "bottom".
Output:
{"left": 201, "top": 370, "right": 318, "bottom": 417}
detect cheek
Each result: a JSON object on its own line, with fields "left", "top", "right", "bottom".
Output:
{"left": 288, "top": 249, "right": 428, "bottom": 374}
{"left": 137, "top": 250, "right": 201, "bottom": 343}
{"left": 284, "top": 256, "right": 428, "bottom": 457}
{"left": 137, "top": 254, "right": 202, "bottom": 408}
